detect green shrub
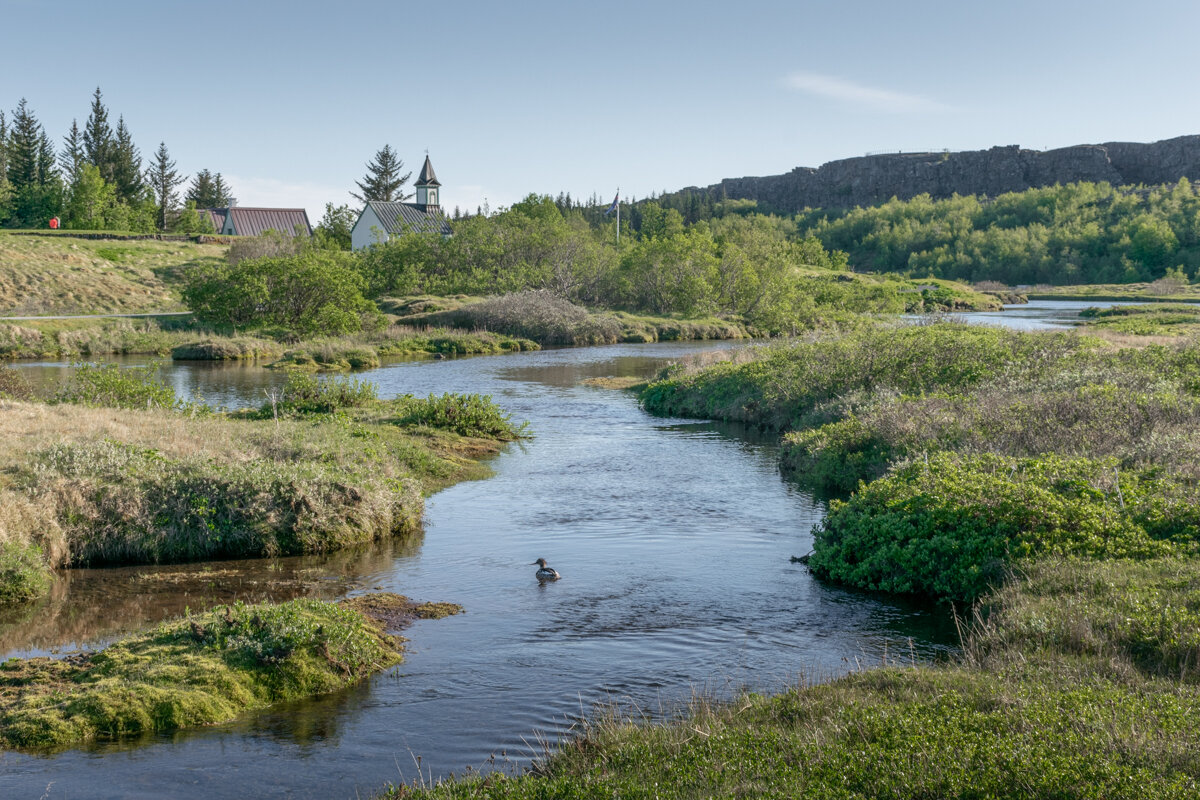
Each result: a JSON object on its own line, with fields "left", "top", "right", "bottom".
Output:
{"left": 266, "top": 372, "right": 378, "bottom": 416}
{"left": 0, "top": 542, "right": 52, "bottom": 603}
{"left": 54, "top": 362, "right": 180, "bottom": 410}
{"left": 391, "top": 393, "right": 525, "bottom": 439}
{"left": 0, "top": 366, "right": 34, "bottom": 400}
{"left": 171, "top": 338, "right": 280, "bottom": 360}
{"left": 811, "top": 453, "right": 1200, "bottom": 602}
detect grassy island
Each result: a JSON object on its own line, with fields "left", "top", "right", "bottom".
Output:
{"left": 0, "top": 369, "right": 524, "bottom": 603}
{"left": 0, "top": 593, "right": 461, "bottom": 751}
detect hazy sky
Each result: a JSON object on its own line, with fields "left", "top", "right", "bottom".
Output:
{"left": 3, "top": 0, "right": 1198, "bottom": 220}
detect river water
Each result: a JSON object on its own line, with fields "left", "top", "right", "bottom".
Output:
{"left": 0, "top": 301, "right": 1104, "bottom": 798}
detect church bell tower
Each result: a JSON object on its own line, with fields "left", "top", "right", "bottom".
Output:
{"left": 415, "top": 155, "right": 441, "bottom": 212}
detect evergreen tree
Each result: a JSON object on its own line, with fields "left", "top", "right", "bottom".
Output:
{"left": 350, "top": 144, "right": 411, "bottom": 202}
{"left": 7, "top": 99, "right": 61, "bottom": 225}
{"left": 212, "top": 173, "right": 235, "bottom": 206}
{"left": 60, "top": 120, "right": 85, "bottom": 187}
{"left": 83, "top": 87, "right": 114, "bottom": 182}
{"left": 186, "top": 169, "right": 235, "bottom": 208}
{"left": 111, "top": 116, "right": 144, "bottom": 203}
{"left": 0, "top": 111, "right": 11, "bottom": 224}
{"left": 186, "top": 168, "right": 215, "bottom": 207}
{"left": 146, "top": 141, "right": 185, "bottom": 230}
{"left": 6, "top": 98, "right": 40, "bottom": 190}
{"left": 36, "top": 130, "right": 59, "bottom": 186}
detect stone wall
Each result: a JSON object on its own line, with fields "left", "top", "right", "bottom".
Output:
{"left": 676, "top": 135, "right": 1200, "bottom": 213}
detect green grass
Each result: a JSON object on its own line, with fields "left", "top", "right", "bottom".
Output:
{"left": 0, "top": 234, "right": 226, "bottom": 316}
{"left": 1078, "top": 303, "right": 1200, "bottom": 336}
{"left": 399, "top": 322, "right": 1200, "bottom": 800}
{"left": 0, "top": 594, "right": 463, "bottom": 751}
{"left": 380, "top": 557, "right": 1200, "bottom": 800}
{"left": 0, "top": 389, "right": 519, "bottom": 598}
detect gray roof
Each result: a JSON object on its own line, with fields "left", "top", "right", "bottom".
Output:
{"left": 365, "top": 200, "right": 451, "bottom": 235}
{"left": 416, "top": 155, "right": 440, "bottom": 187}
{"left": 226, "top": 207, "right": 312, "bottom": 237}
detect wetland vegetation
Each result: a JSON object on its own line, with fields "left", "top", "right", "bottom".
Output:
{"left": 0, "top": 593, "right": 460, "bottom": 750}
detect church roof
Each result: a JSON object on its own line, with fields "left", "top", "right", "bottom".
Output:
{"left": 416, "top": 155, "right": 440, "bottom": 187}
{"left": 364, "top": 200, "right": 451, "bottom": 235}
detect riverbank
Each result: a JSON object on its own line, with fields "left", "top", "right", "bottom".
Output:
{"left": 0, "top": 380, "right": 522, "bottom": 602}
{"left": 383, "top": 556, "right": 1200, "bottom": 799}
{"left": 0, "top": 593, "right": 460, "bottom": 751}
{"left": 381, "top": 323, "right": 1198, "bottom": 798}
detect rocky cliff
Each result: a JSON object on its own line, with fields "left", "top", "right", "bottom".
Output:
{"left": 677, "top": 135, "right": 1200, "bottom": 213}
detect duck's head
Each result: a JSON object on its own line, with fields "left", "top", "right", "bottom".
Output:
{"left": 531, "top": 558, "right": 548, "bottom": 568}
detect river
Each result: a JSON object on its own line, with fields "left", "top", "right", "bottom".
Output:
{"left": 0, "top": 300, "right": 1103, "bottom": 798}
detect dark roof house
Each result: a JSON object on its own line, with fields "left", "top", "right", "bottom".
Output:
{"left": 198, "top": 207, "right": 312, "bottom": 237}
{"left": 351, "top": 155, "right": 450, "bottom": 250}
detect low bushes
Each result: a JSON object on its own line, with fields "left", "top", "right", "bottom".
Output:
{"left": 390, "top": 392, "right": 526, "bottom": 440}
{"left": 811, "top": 453, "right": 1200, "bottom": 602}
{"left": 54, "top": 361, "right": 186, "bottom": 411}
{"left": 170, "top": 337, "right": 281, "bottom": 360}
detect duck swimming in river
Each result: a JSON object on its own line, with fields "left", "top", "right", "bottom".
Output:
{"left": 531, "top": 558, "right": 560, "bottom": 582}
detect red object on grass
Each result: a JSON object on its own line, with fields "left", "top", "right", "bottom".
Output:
{"left": 48, "top": 217, "right": 60, "bottom": 229}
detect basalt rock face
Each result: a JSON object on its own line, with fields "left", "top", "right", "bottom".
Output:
{"left": 682, "top": 135, "right": 1200, "bottom": 213}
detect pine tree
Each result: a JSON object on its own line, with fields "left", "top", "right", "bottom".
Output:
{"left": 146, "top": 141, "right": 185, "bottom": 231}
{"left": 350, "top": 144, "right": 411, "bottom": 203}
{"left": 7, "top": 99, "right": 41, "bottom": 190}
{"left": 186, "top": 169, "right": 235, "bottom": 208}
{"left": 60, "top": 120, "right": 85, "bottom": 186}
{"left": 83, "top": 87, "right": 114, "bottom": 181}
{"left": 0, "top": 111, "right": 11, "bottom": 223}
{"left": 186, "top": 168, "right": 215, "bottom": 207}
{"left": 111, "top": 116, "right": 144, "bottom": 203}
{"left": 36, "top": 130, "right": 59, "bottom": 186}
{"left": 212, "top": 173, "right": 235, "bottom": 206}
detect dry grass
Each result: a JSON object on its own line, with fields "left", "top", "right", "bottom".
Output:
{"left": 0, "top": 235, "right": 226, "bottom": 316}
{"left": 0, "top": 399, "right": 504, "bottom": 584}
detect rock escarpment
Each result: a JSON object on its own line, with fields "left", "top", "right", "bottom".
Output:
{"left": 678, "top": 135, "right": 1200, "bottom": 212}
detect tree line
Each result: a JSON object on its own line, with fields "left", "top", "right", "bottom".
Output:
{"left": 0, "top": 89, "right": 234, "bottom": 232}
{"left": 649, "top": 180, "right": 1200, "bottom": 286}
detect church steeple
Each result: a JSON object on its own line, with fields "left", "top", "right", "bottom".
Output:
{"left": 414, "top": 155, "right": 441, "bottom": 212}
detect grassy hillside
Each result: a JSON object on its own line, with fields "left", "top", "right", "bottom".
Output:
{"left": 0, "top": 234, "right": 225, "bottom": 316}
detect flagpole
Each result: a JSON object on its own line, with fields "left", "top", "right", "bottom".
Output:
{"left": 616, "top": 187, "right": 620, "bottom": 246}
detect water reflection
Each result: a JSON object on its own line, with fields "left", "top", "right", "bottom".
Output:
{"left": 3, "top": 340, "right": 957, "bottom": 800}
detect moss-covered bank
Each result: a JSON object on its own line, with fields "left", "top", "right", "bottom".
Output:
{"left": 0, "top": 388, "right": 521, "bottom": 600}
{"left": 0, "top": 593, "right": 460, "bottom": 751}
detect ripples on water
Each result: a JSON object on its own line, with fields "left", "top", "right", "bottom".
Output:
{"left": 3, "top": 340, "right": 963, "bottom": 799}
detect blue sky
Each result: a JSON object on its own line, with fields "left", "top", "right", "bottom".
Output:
{"left": 2, "top": 0, "right": 1198, "bottom": 220}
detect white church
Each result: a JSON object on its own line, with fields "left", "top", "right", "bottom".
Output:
{"left": 350, "top": 155, "right": 452, "bottom": 251}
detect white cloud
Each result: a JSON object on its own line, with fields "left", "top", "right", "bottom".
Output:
{"left": 222, "top": 175, "right": 354, "bottom": 223}
{"left": 784, "top": 72, "right": 949, "bottom": 113}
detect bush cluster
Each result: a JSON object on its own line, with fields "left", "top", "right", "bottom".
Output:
{"left": 811, "top": 453, "right": 1200, "bottom": 602}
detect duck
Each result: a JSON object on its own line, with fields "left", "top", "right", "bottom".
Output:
{"left": 531, "top": 558, "right": 560, "bottom": 582}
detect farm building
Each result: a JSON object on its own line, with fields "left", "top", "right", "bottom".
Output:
{"left": 351, "top": 155, "right": 450, "bottom": 250}
{"left": 198, "top": 207, "right": 312, "bottom": 237}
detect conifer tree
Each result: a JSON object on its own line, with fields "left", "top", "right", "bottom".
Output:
{"left": 350, "top": 144, "right": 411, "bottom": 203}
{"left": 60, "top": 120, "right": 85, "bottom": 187}
{"left": 146, "top": 141, "right": 185, "bottom": 230}
{"left": 111, "top": 116, "right": 144, "bottom": 203}
{"left": 6, "top": 99, "right": 41, "bottom": 190}
{"left": 83, "top": 87, "right": 114, "bottom": 181}
{"left": 36, "top": 130, "right": 59, "bottom": 186}
{"left": 212, "top": 173, "right": 235, "bottom": 206}
{"left": 186, "top": 168, "right": 215, "bottom": 207}
{"left": 186, "top": 169, "right": 235, "bottom": 208}
{"left": 0, "top": 111, "right": 11, "bottom": 223}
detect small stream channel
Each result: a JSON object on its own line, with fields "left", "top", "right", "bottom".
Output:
{"left": 0, "top": 301, "right": 1111, "bottom": 798}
